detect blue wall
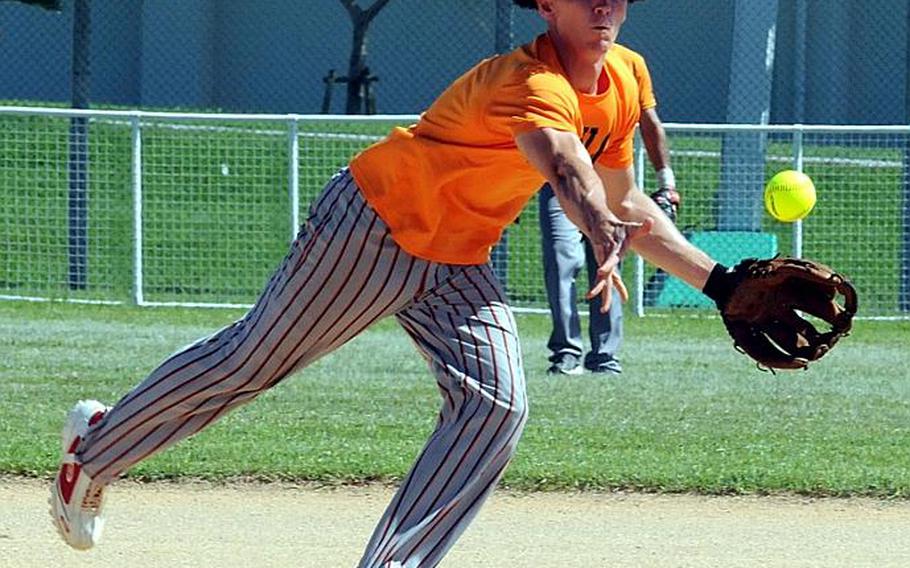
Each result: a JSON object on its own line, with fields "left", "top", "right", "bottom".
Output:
{"left": 0, "top": 0, "right": 906, "bottom": 123}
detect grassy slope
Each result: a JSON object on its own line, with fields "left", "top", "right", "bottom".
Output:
{"left": 1, "top": 300, "right": 908, "bottom": 497}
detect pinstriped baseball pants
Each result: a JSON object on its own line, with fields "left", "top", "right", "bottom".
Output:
{"left": 77, "top": 168, "right": 529, "bottom": 568}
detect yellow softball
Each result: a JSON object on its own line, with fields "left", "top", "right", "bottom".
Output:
{"left": 764, "top": 170, "right": 817, "bottom": 222}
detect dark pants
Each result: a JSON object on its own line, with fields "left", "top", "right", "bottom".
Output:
{"left": 538, "top": 184, "right": 622, "bottom": 369}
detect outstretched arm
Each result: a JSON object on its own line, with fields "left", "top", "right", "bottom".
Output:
{"left": 596, "top": 164, "right": 714, "bottom": 290}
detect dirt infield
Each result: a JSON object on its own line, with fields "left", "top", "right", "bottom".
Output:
{"left": 4, "top": 478, "right": 909, "bottom": 567}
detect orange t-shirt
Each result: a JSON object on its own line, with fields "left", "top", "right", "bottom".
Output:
{"left": 350, "top": 34, "right": 641, "bottom": 265}
{"left": 611, "top": 43, "right": 657, "bottom": 111}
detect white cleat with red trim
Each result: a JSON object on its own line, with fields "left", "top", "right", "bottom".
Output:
{"left": 49, "top": 399, "right": 110, "bottom": 550}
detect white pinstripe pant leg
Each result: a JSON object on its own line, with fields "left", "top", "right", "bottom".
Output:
{"left": 77, "top": 169, "right": 430, "bottom": 484}
{"left": 359, "top": 263, "right": 529, "bottom": 568}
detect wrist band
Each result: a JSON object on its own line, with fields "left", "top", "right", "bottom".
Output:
{"left": 702, "top": 263, "right": 732, "bottom": 305}
{"left": 656, "top": 167, "right": 676, "bottom": 189}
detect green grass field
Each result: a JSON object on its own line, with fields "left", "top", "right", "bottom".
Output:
{"left": 1, "top": 300, "right": 908, "bottom": 497}
{"left": 1, "top": 111, "right": 909, "bottom": 315}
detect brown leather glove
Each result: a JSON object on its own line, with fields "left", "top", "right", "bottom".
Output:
{"left": 704, "top": 257, "right": 857, "bottom": 370}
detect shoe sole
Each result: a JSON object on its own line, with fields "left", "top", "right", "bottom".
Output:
{"left": 547, "top": 365, "right": 584, "bottom": 376}
{"left": 49, "top": 399, "right": 108, "bottom": 550}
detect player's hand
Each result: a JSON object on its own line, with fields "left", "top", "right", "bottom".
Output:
{"left": 650, "top": 187, "right": 681, "bottom": 224}
{"left": 586, "top": 217, "right": 654, "bottom": 312}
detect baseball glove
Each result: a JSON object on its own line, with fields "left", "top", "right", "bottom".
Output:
{"left": 706, "top": 257, "right": 857, "bottom": 371}
{"left": 650, "top": 187, "right": 680, "bottom": 224}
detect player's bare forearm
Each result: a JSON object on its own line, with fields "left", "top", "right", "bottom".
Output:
{"left": 550, "top": 154, "right": 616, "bottom": 240}
{"left": 639, "top": 108, "right": 671, "bottom": 172}
{"left": 597, "top": 165, "right": 714, "bottom": 289}
{"left": 625, "top": 192, "right": 713, "bottom": 289}
{"left": 515, "top": 128, "right": 617, "bottom": 240}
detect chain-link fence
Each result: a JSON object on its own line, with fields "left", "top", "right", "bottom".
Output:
{"left": 2, "top": 107, "right": 908, "bottom": 318}
{"left": 1, "top": 1, "right": 908, "bottom": 123}
{"left": 2, "top": 1, "right": 909, "bottom": 318}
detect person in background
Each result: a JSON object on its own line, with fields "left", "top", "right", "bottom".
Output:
{"left": 539, "top": 41, "right": 679, "bottom": 376}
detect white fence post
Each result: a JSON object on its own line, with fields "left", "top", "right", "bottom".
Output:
{"left": 288, "top": 116, "right": 300, "bottom": 242}
{"left": 131, "top": 113, "right": 144, "bottom": 306}
{"left": 792, "top": 127, "right": 805, "bottom": 259}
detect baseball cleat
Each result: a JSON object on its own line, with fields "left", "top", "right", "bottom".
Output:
{"left": 49, "top": 399, "right": 110, "bottom": 550}
{"left": 546, "top": 353, "right": 583, "bottom": 376}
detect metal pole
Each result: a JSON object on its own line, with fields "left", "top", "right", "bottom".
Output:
{"left": 289, "top": 118, "right": 300, "bottom": 242}
{"left": 131, "top": 115, "right": 144, "bottom": 305}
{"left": 901, "top": 141, "right": 910, "bottom": 312}
{"left": 793, "top": 0, "right": 808, "bottom": 123}
{"left": 793, "top": 0, "right": 809, "bottom": 258}
{"left": 792, "top": 128, "right": 805, "bottom": 259}
{"left": 68, "top": 0, "right": 91, "bottom": 290}
{"left": 900, "top": 6, "right": 910, "bottom": 312}
{"left": 718, "top": 0, "right": 779, "bottom": 232}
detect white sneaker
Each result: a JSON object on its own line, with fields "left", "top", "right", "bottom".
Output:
{"left": 49, "top": 399, "right": 110, "bottom": 550}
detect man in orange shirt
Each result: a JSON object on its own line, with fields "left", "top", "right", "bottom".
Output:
{"left": 539, "top": 41, "right": 680, "bottom": 375}
{"left": 51, "top": 1, "right": 731, "bottom": 566}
